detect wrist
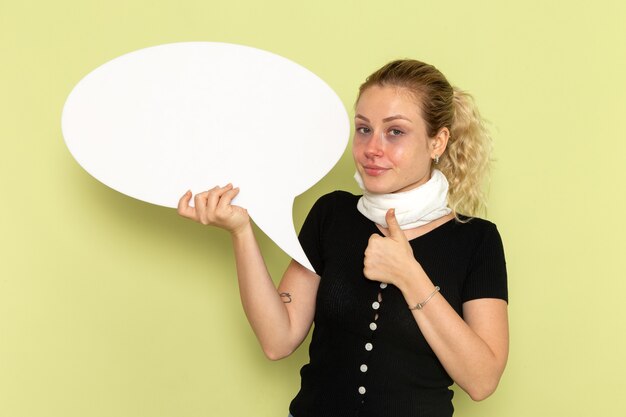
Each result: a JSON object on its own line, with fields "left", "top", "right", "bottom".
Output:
{"left": 408, "top": 286, "right": 440, "bottom": 310}
{"left": 398, "top": 261, "right": 435, "bottom": 305}
{"left": 230, "top": 221, "right": 253, "bottom": 240}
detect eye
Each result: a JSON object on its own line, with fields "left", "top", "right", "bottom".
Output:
{"left": 356, "top": 126, "right": 371, "bottom": 135}
{"left": 388, "top": 128, "right": 404, "bottom": 136}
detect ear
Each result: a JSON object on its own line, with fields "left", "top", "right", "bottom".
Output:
{"left": 430, "top": 127, "right": 450, "bottom": 159}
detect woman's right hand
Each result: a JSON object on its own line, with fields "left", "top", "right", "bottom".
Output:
{"left": 177, "top": 184, "right": 250, "bottom": 235}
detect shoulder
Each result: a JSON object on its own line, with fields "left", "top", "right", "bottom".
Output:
{"left": 313, "top": 190, "right": 360, "bottom": 207}
{"left": 455, "top": 214, "right": 498, "bottom": 229}
{"left": 453, "top": 217, "right": 508, "bottom": 302}
{"left": 302, "top": 190, "right": 365, "bottom": 236}
{"left": 452, "top": 215, "right": 507, "bottom": 267}
{"left": 432, "top": 215, "right": 505, "bottom": 259}
{"left": 299, "top": 191, "right": 363, "bottom": 275}
{"left": 307, "top": 190, "right": 360, "bottom": 217}
{"left": 451, "top": 215, "right": 502, "bottom": 240}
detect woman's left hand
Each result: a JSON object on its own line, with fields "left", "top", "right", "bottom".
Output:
{"left": 363, "top": 208, "right": 424, "bottom": 288}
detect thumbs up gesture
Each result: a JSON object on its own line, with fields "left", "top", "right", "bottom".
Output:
{"left": 363, "top": 208, "right": 421, "bottom": 288}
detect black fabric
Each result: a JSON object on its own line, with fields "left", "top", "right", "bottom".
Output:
{"left": 289, "top": 191, "right": 508, "bottom": 417}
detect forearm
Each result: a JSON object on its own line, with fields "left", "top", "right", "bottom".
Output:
{"left": 399, "top": 265, "right": 509, "bottom": 400}
{"left": 230, "top": 224, "right": 297, "bottom": 359}
{"left": 177, "top": 185, "right": 313, "bottom": 359}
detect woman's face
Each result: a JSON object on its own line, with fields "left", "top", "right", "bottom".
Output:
{"left": 352, "top": 85, "right": 443, "bottom": 194}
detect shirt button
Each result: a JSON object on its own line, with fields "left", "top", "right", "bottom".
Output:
{"left": 360, "top": 364, "right": 368, "bottom": 373}
{"left": 358, "top": 386, "right": 366, "bottom": 395}
{"left": 380, "top": 283, "right": 388, "bottom": 289}
{"left": 365, "top": 342, "right": 373, "bottom": 351}
{"left": 369, "top": 322, "right": 377, "bottom": 331}
{"left": 372, "top": 301, "right": 380, "bottom": 310}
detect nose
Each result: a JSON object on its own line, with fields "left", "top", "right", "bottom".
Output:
{"left": 364, "top": 131, "right": 383, "bottom": 158}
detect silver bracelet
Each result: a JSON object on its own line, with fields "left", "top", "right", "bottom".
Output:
{"left": 408, "top": 286, "right": 440, "bottom": 310}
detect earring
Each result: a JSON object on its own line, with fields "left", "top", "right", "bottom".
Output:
{"left": 433, "top": 154, "right": 440, "bottom": 165}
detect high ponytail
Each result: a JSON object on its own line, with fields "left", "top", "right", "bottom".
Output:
{"left": 358, "top": 60, "right": 492, "bottom": 218}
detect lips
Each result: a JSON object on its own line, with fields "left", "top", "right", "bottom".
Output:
{"left": 363, "top": 165, "right": 389, "bottom": 176}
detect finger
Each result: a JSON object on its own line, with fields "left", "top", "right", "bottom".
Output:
{"left": 194, "top": 190, "right": 210, "bottom": 208}
{"left": 362, "top": 261, "right": 377, "bottom": 281}
{"left": 216, "top": 183, "right": 234, "bottom": 196}
{"left": 177, "top": 190, "right": 195, "bottom": 217}
{"left": 193, "top": 190, "right": 211, "bottom": 224}
{"left": 216, "top": 186, "right": 240, "bottom": 210}
{"left": 206, "top": 184, "right": 233, "bottom": 209}
{"left": 368, "top": 233, "right": 381, "bottom": 243}
{"left": 386, "top": 208, "right": 405, "bottom": 240}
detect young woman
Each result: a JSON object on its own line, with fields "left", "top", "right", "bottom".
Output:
{"left": 178, "top": 59, "right": 509, "bottom": 417}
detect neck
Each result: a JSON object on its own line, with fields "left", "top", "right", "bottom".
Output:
{"left": 354, "top": 169, "right": 452, "bottom": 230}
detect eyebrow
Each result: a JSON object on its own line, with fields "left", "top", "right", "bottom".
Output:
{"left": 355, "top": 114, "right": 412, "bottom": 123}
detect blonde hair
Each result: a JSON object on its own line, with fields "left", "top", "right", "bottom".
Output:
{"left": 357, "top": 59, "right": 492, "bottom": 218}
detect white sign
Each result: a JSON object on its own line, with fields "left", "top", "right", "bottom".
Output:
{"left": 62, "top": 42, "right": 350, "bottom": 271}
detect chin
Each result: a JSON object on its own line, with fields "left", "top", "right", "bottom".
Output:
{"left": 362, "top": 181, "right": 393, "bottom": 194}
{"left": 365, "top": 180, "right": 421, "bottom": 194}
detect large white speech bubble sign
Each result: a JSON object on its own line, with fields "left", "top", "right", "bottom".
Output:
{"left": 62, "top": 42, "right": 350, "bottom": 272}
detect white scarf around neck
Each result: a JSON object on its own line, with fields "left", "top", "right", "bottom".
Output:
{"left": 354, "top": 169, "right": 452, "bottom": 230}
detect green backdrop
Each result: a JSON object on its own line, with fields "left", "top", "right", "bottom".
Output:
{"left": 2, "top": 0, "right": 625, "bottom": 416}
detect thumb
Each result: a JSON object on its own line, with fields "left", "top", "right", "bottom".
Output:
{"left": 386, "top": 208, "right": 404, "bottom": 239}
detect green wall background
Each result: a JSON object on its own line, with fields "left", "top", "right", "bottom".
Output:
{"left": 2, "top": 0, "right": 625, "bottom": 416}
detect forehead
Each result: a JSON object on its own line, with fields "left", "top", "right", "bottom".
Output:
{"left": 356, "top": 85, "right": 423, "bottom": 119}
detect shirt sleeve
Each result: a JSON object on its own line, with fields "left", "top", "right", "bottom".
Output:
{"left": 298, "top": 193, "right": 335, "bottom": 276}
{"left": 462, "top": 222, "right": 509, "bottom": 303}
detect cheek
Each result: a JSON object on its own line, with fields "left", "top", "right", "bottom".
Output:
{"left": 386, "top": 141, "right": 430, "bottom": 168}
{"left": 385, "top": 144, "right": 412, "bottom": 165}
